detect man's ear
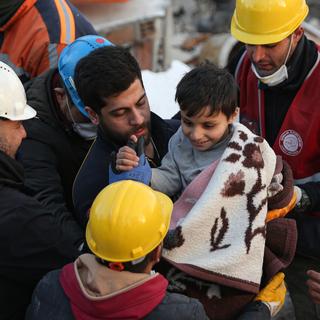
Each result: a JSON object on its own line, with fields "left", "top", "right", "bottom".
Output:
{"left": 293, "top": 27, "right": 304, "bottom": 44}
{"left": 85, "top": 106, "right": 99, "bottom": 125}
{"left": 53, "top": 87, "right": 66, "bottom": 107}
{"left": 150, "top": 245, "right": 162, "bottom": 264}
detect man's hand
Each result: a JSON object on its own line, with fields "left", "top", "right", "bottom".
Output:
{"left": 255, "top": 272, "right": 286, "bottom": 317}
{"left": 307, "top": 270, "right": 320, "bottom": 304}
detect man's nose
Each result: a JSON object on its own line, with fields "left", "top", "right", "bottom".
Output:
{"left": 130, "top": 108, "right": 144, "bottom": 126}
{"left": 252, "top": 45, "right": 266, "bottom": 62}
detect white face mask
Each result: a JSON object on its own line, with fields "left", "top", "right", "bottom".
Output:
{"left": 66, "top": 98, "right": 97, "bottom": 140}
{"left": 251, "top": 35, "right": 293, "bottom": 87}
{"left": 72, "top": 122, "right": 97, "bottom": 140}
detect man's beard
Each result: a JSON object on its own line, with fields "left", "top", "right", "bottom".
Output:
{"left": 99, "top": 118, "right": 151, "bottom": 147}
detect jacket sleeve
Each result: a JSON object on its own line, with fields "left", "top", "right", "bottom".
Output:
{"left": 11, "top": 200, "right": 83, "bottom": 274}
{"left": 151, "top": 131, "right": 182, "bottom": 196}
{"left": 289, "top": 212, "right": 320, "bottom": 258}
{"left": 237, "top": 301, "right": 270, "bottom": 320}
{"left": 299, "top": 181, "right": 320, "bottom": 212}
{"left": 25, "top": 270, "right": 74, "bottom": 320}
{"left": 18, "top": 139, "right": 79, "bottom": 236}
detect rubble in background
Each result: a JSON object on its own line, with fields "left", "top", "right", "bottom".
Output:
{"left": 171, "top": 0, "right": 320, "bottom": 68}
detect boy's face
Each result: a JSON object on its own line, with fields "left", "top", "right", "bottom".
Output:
{"left": 181, "top": 106, "right": 237, "bottom": 151}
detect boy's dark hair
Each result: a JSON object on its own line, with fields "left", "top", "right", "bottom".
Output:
{"left": 74, "top": 46, "right": 143, "bottom": 114}
{"left": 175, "top": 63, "right": 237, "bottom": 118}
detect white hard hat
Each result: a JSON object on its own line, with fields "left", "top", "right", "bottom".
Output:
{"left": 0, "top": 61, "right": 36, "bottom": 121}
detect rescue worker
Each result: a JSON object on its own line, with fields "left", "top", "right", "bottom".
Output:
{"left": 229, "top": 0, "right": 320, "bottom": 318}
{"left": 72, "top": 46, "right": 180, "bottom": 228}
{"left": 0, "top": 62, "right": 83, "bottom": 320}
{"left": 26, "top": 180, "right": 285, "bottom": 320}
{"left": 0, "top": 0, "right": 96, "bottom": 82}
{"left": 18, "top": 35, "right": 112, "bottom": 225}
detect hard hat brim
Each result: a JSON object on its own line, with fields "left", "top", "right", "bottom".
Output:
{"left": 231, "top": 17, "right": 291, "bottom": 45}
{"left": 6, "top": 104, "right": 37, "bottom": 121}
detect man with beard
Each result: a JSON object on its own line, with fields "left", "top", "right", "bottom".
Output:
{"left": 229, "top": 0, "right": 320, "bottom": 318}
{"left": 72, "top": 46, "right": 179, "bottom": 228}
{"left": 0, "top": 61, "right": 84, "bottom": 320}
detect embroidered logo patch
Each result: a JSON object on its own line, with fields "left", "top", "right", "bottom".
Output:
{"left": 279, "top": 130, "right": 303, "bottom": 156}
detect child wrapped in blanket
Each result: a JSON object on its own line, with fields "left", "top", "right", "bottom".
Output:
{"left": 116, "top": 63, "right": 297, "bottom": 319}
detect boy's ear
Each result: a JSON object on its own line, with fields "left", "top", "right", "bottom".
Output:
{"left": 229, "top": 107, "right": 239, "bottom": 123}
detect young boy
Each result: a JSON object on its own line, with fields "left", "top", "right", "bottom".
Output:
{"left": 116, "top": 63, "right": 238, "bottom": 196}
{"left": 116, "top": 63, "right": 295, "bottom": 319}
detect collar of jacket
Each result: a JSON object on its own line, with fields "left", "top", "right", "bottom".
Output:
{"left": 0, "top": 0, "right": 36, "bottom": 31}
{"left": 0, "top": 150, "right": 24, "bottom": 189}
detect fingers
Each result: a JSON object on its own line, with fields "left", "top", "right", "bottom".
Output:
{"left": 307, "top": 270, "right": 320, "bottom": 304}
{"left": 307, "top": 270, "right": 320, "bottom": 282}
{"left": 267, "top": 272, "right": 285, "bottom": 290}
{"left": 129, "top": 134, "right": 138, "bottom": 143}
{"left": 116, "top": 146, "right": 139, "bottom": 171}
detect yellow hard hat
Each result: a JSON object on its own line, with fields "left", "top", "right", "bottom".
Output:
{"left": 86, "top": 180, "right": 173, "bottom": 262}
{"left": 231, "top": 0, "right": 309, "bottom": 45}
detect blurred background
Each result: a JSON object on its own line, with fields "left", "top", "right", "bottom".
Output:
{"left": 70, "top": 0, "right": 320, "bottom": 71}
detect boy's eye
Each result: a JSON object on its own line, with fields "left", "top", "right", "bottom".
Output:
{"left": 204, "top": 123, "right": 215, "bottom": 128}
{"left": 182, "top": 118, "right": 192, "bottom": 126}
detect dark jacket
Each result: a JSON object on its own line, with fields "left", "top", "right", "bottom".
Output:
{"left": 72, "top": 113, "right": 180, "bottom": 228}
{"left": 26, "top": 269, "right": 208, "bottom": 320}
{"left": 19, "top": 69, "right": 92, "bottom": 224}
{"left": 25, "top": 256, "right": 270, "bottom": 320}
{"left": 0, "top": 151, "right": 83, "bottom": 320}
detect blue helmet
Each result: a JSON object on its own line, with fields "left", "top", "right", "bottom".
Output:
{"left": 58, "top": 35, "right": 113, "bottom": 118}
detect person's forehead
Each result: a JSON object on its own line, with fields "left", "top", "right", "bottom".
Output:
{"left": 182, "top": 108, "right": 224, "bottom": 122}
{"left": 103, "top": 79, "right": 146, "bottom": 110}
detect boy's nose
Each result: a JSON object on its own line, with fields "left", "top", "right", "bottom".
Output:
{"left": 190, "top": 127, "right": 203, "bottom": 140}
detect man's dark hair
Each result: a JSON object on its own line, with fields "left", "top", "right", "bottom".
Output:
{"left": 74, "top": 46, "right": 143, "bottom": 114}
{"left": 97, "top": 249, "right": 156, "bottom": 273}
{"left": 175, "top": 63, "right": 237, "bottom": 118}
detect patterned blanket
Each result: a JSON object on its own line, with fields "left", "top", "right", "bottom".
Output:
{"left": 163, "top": 122, "right": 277, "bottom": 293}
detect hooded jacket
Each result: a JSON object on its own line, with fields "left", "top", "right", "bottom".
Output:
{"left": 18, "top": 69, "right": 92, "bottom": 223}
{"left": 26, "top": 254, "right": 208, "bottom": 320}
{"left": 26, "top": 254, "right": 271, "bottom": 320}
{"left": 0, "top": 150, "right": 83, "bottom": 320}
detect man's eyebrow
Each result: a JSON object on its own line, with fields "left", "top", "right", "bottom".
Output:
{"left": 136, "top": 93, "right": 146, "bottom": 104}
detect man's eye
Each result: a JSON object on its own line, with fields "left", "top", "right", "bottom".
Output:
{"left": 204, "top": 123, "right": 215, "bottom": 128}
{"left": 112, "top": 110, "right": 126, "bottom": 117}
{"left": 137, "top": 99, "right": 146, "bottom": 107}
